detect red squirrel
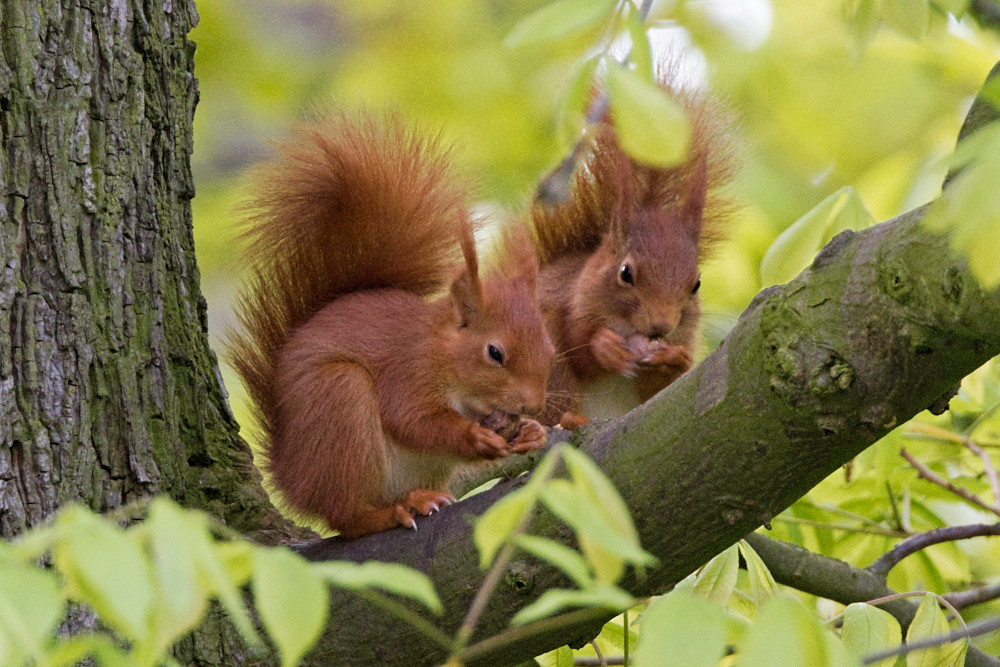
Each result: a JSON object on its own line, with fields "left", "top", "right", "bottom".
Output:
{"left": 228, "top": 112, "right": 554, "bottom": 537}
{"left": 531, "top": 76, "right": 737, "bottom": 428}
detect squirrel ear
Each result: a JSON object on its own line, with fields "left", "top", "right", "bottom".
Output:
{"left": 450, "top": 269, "right": 483, "bottom": 326}
{"left": 682, "top": 157, "right": 708, "bottom": 238}
{"left": 452, "top": 218, "right": 483, "bottom": 325}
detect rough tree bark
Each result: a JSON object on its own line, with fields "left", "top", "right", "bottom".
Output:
{"left": 3, "top": 2, "right": 999, "bottom": 666}
{"left": 0, "top": 0, "right": 296, "bottom": 662}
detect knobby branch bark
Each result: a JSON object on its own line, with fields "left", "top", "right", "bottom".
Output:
{"left": 292, "top": 62, "right": 1000, "bottom": 667}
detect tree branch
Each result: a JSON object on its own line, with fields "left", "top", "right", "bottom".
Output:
{"left": 862, "top": 614, "right": 1000, "bottom": 665}
{"left": 901, "top": 448, "right": 1000, "bottom": 518}
{"left": 867, "top": 523, "right": 1000, "bottom": 578}
{"left": 288, "top": 61, "right": 1000, "bottom": 667}
{"left": 744, "top": 533, "right": 1000, "bottom": 667}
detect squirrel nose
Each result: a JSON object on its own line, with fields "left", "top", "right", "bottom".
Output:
{"left": 520, "top": 389, "right": 546, "bottom": 417}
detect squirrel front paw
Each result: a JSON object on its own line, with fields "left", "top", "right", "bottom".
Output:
{"left": 465, "top": 423, "right": 510, "bottom": 459}
{"left": 508, "top": 419, "right": 547, "bottom": 454}
{"left": 637, "top": 342, "right": 693, "bottom": 374}
{"left": 590, "top": 328, "right": 639, "bottom": 377}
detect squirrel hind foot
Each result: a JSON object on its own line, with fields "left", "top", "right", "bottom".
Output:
{"left": 334, "top": 489, "right": 456, "bottom": 537}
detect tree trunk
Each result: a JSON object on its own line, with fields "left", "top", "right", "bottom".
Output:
{"left": 0, "top": 1, "right": 292, "bottom": 661}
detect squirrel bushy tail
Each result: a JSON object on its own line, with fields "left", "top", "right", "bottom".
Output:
{"left": 229, "top": 111, "right": 472, "bottom": 449}
{"left": 531, "top": 71, "right": 738, "bottom": 259}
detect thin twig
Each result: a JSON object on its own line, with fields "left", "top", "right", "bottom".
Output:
{"left": 590, "top": 640, "right": 608, "bottom": 666}
{"left": 450, "top": 449, "right": 563, "bottom": 659}
{"left": 862, "top": 614, "right": 1000, "bottom": 665}
{"left": 867, "top": 523, "right": 1000, "bottom": 578}
{"left": 461, "top": 606, "right": 617, "bottom": 664}
{"left": 353, "top": 589, "right": 453, "bottom": 652}
{"left": 772, "top": 515, "right": 908, "bottom": 538}
{"left": 944, "top": 581, "right": 1000, "bottom": 612}
{"left": 901, "top": 448, "right": 1000, "bottom": 518}
{"left": 963, "top": 437, "right": 1000, "bottom": 506}
{"left": 576, "top": 658, "right": 624, "bottom": 666}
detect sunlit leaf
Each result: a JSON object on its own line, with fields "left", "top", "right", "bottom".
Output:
{"left": 540, "top": 479, "right": 655, "bottom": 581}
{"left": 0, "top": 561, "right": 63, "bottom": 663}
{"left": 633, "top": 590, "right": 728, "bottom": 667}
{"left": 738, "top": 540, "right": 778, "bottom": 606}
{"left": 924, "top": 122, "right": 1000, "bottom": 289}
{"left": 504, "top": 0, "right": 617, "bottom": 50}
{"left": 144, "top": 499, "right": 211, "bottom": 650}
{"left": 626, "top": 7, "right": 653, "bottom": 81}
{"left": 905, "top": 593, "right": 965, "bottom": 667}
{"left": 692, "top": 544, "right": 739, "bottom": 606}
{"left": 511, "top": 583, "right": 634, "bottom": 626}
{"left": 253, "top": 547, "right": 329, "bottom": 667}
{"left": 760, "top": 186, "right": 876, "bottom": 287}
{"left": 605, "top": 63, "right": 691, "bottom": 167}
{"left": 514, "top": 535, "right": 593, "bottom": 588}
{"left": 883, "top": 0, "right": 929, "bottom": 39}
{"left": 314, "top": 561, "right": 442, "bottom": 614}
{"left": 561, "top": 447, "right": 645, "bottom": 553}
{"left": 474, "top": 489, "right": 533, "bottom": 568}
{"left": 53, "top": 507, "right": 154, "bottom": 642}
{"left": 186, "top": 521, "right": 261, "bottom": 648}
{"left": 737, "top": 595, "right": 856, "bottom": 667}
{"left": 557, "top": 56, "right": 601, "bottom": 148}
{"left": 840, "top": 602, "right": 902, "bottom": 667}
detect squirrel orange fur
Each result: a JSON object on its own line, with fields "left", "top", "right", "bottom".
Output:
{"left": 531, "top": 74, "right": 737, "bottom": 429}
{"left": 228, "top": 112, "right": 553, "bottom": 537}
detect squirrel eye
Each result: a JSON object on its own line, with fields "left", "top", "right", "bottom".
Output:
{"left": 692, "top": 279, "right": 701, "bottom": 294}
{"left": 618, "top": 263, "right": 634, "bottom": 286}
{"left": 487, "top": 344, "right": 505, "bottom": 366}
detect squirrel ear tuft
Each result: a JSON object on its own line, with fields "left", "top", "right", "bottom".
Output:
{"left": 450, "top": 269, "right": 482, "bottom": 326}
{"left": 451, "top": 217, "right": 483, "bottom": 325}
{"left": 682, "top": 157, "right": 708, "bottom": 238}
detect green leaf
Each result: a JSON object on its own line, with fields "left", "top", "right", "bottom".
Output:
{"left": 760, "top": 186, "right": 876, "bottom": 287}
{"left": 186, "top": 521, "right": 261, "bottom": 648}
{"left": 931, "top": 0, "right": 969, "bottom": 15}
{"left": 43, "top": 634, "right": 130, "bottom": 667}
{"left": 0, "top": 561, "right": 64, "bottom": 663}
{"left": 504, "top": 0, "right": 617, "bottom": 50}
{"left": 511, "top": 583, "right": 634, "bottom": 626}
{"left": 474, "top": 489, "right": 533, "bottom": 568}
{"left": 883, "top": 0, "right": 929, "bottom": 39}
{"left": 53, "top": 507, "right": 154, "bottom": 642}
{"left": 605, "top": 63, "right": 691, "bottom": 167}
{"left": 738, "top": 596, "right": 856, "bottom": 667}
{"left": 144, "top": 499, "right": 211, "bottom": 651}
{"left": 626, "top": 7, "right": 653, "bottom": 81}
{"left": 692, "top": 544, "right": 739, "bottom": 606}
{"left": 557, "top": 56, "right": 601, "bottom": 148}
{"left": 905, "top": 593, "right": 965, "bottom": 667}
{"left": 540, "top": 479, "right": 655, "bottom": 582}
{"left": 633, "top": 590, "right": 728, "bottom": 667}
{"left": 514, "top": 535, "right": 593, "bottom": 588}
{"left": 840, "top": 602, "right": 902, "bottom": 666}
{"left": 924, "top": 122, "right": 1000, "bottom": 289}
{"left": 738, "top": 540, "right": 778, "bottom": 606}
{"left": 314, "top": 561, "right": 442, "bottom": 614}
{"left": 253, "top": 548, "right": 329, "bottom": 667}
{"left": 562, "top": 447, "right": 645, "bottom": 551}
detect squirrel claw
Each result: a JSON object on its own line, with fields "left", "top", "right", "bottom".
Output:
{"left": 508, "top": 419, "right": 547, "bottom": 454}
{"left": 591, "top": 328, "right": 638, "bottom": 376}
